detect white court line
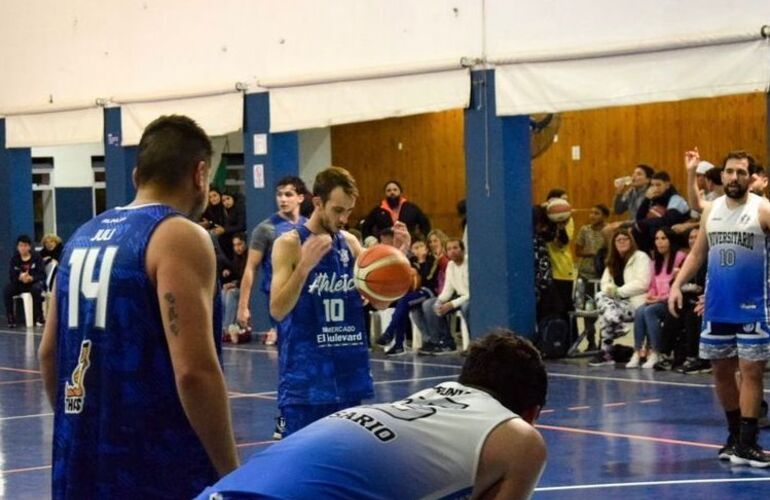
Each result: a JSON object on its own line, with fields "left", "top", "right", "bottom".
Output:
{"left": 550, "top": 371, "right": 770, "bottom": 394}
{"left": 535, "top": 477, "right": 770, "bottom": 492}
{"left": 229, "top": 375, "right": 456, "bottom": 399}
{"left": 0, "top": 412, "right": 53, "bottom": 421}
{"left": 0, "top": 328, "right": 42, "bottom": 337}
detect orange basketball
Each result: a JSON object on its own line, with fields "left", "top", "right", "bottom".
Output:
{"left": 354, "top": 244, "right": 412, "bottom": 303}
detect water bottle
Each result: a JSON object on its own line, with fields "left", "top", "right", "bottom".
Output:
{"left": 574, "top": 278, "right": 585, "bottom": 310}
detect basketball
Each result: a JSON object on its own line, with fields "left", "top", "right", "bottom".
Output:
{"left": 354, "top": 244, "right": 412, "bottom": 303}
{"left": 546, "top": 198, "right": 572, "bottom": 222}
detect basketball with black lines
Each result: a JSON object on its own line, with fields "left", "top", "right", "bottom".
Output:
{"left": 354, "top": 244, "right": 412, "bottom": 303}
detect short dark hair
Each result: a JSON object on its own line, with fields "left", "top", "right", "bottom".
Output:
{"left": 594, "top": 204, "right": 610, "bottom": 217}
{"left": 652, "top": 171, "right": 671, "bottom": 183}
{"left": 276, "top": 176, "right": 308, "bottom": 195}
{"left": 209, "top": 185, "right": 222, "bottom": 196}
{"left": 380, "top": 227, "right": 395, "bottom": 238}
{"left": 723, "top": 150, "right": 756, "bottom": 171}
{"left": 546, "top": 188, "right": 566, "bottom": 201}
{"left": 135, "top": 115, "right": 212, "bottom": 190}
{"left": 636, "top": 164, "right": 654, "bottom": 179}
{"left": 383, "top": 180, "right": 403, "bottom": 192}
{"left": 750, "top": 164, "right": 766, "bottom": 177}
{"left": 233, "top": 232, "right": 247, "bottom": 243}
{"left": 458, "top": 329, "right": 548, "bottom": 415}
{"left": 16, "top": 234, "right": 32, "bottom": 245}
{"left": 705, "top": 167, "right": 723, "bottom": 185}
{"left": 313, "top": 167, "right": 358, "bottom": 203}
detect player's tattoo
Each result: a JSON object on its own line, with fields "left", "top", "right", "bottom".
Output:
{"left": 164, "top": 292, "right": 180, "bottom": 335}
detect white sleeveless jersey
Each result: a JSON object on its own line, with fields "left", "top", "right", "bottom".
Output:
{"left": 705, "top": 193, "right": 770, "bottom": 323}
{"left": 197, "top": 382, "right": 518, "bottom": 500}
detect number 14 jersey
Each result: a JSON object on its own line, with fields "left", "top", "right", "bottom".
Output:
{"left": 52, "top": 204, "right": 219, "bottom": 499}
{"left": 705, "top": 193, "right": 770, "bottom": 324}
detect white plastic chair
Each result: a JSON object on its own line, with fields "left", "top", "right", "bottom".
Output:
{"left": 12, "top": 293, "right": 34, "bottom": 327}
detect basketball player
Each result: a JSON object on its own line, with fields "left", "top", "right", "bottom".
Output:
{"left": 237, "top": 176, "right": 307, "bottom": 339}
{"left": 269, "top": 167, "right": 409, "bottom": 436}
{"left": 38, "top": 115, "right": 239, "bottom": 497}
{"left": 196, "top": 330, "right": 547, "bottom": 499}
{"left": 670, "top": 149, "right": 770, "bottom": 467}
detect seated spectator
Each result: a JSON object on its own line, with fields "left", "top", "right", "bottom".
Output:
{"left": 426, "top": 229, "right": 450, "bottom": 292}
{"left": 378, "top": 227, "right": 395, "bottom": 246}
{"left": 633, "top": 171, "right": 690, "bottom": 252}
{"left": 604, "top": 164, "right": 654, "bottom": 238}
{"left": 375, "top": 239, "right": 442, "bottom": 355}
{"left": 627, "top": 228, "right": 686, "bottom": 369}
{"left": 221, "top": 232, "right": 248, "bottom": 342}
{"left": 750, "top": 164, "right": 768, "bottom": 198}
{"left": 361, "top": 180, "right": 431, "bottom": 240}
{"left": 660, "top": 227, "right": 710, "bottom": 373}
{"left": 40, "top": 234, "right": 63, "bottom": 265}
{"left": 220, "top": 191, "right": 246, "bottom": 259}
{"left": 200, "top": 186, "right": 227, "bottom": 232}
{"left": 589, "top": 229, "right": 651, "bottom": 366}
{"left": 4, "top": 235, "right": 46, "bottom": 327}
{"left": 417, "top": 238, "right": 468, "bottom": 355}
{"left": 575, "top": 204, "right": 608, "bottom": 281}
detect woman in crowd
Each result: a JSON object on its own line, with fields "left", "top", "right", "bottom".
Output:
{"left": 627, "top": 227, "right": 686, "bottom": 368}
{"left": 221, "top": 232, "right": 248, "bottom": 342}
{"left": 200, "top": 186, "right": 227, "bottom": 234}
{"left": 40, "top": 234, "right": 63, "bottom": 265}
{"left": 220, "top": 191, "right": 247, "bottom": 259}
{"left": 589, "top": 228, "right": 651, "bottom": 366}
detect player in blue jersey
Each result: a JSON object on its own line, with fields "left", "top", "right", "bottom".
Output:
{"left": 237, "top": 176, "right": 308, "bottom": 341}
{"left": 195, "top": 330, "right": 547, "bottom": 500}
{"left": 38, "top": 115, "right": 239, "bottom": 498}
{"left": 269, "top": 166, "right": 409, "bottom": 436}
{"left": 670, "top": 149, "right": 770, "bottom": 467}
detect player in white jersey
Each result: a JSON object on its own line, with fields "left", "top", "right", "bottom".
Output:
{"left": 196, "top": 329, "right": 547, "bottom": 499}
{"left": 670, "top": 149, "right": 770, "bottom": 468}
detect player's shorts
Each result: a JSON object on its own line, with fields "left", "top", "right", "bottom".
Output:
{"left": 699, "top": 321, "right": 770, "bottom": 361}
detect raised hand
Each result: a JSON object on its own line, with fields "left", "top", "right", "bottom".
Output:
{"left": 684, "top": 148, "right": 700, "bottom": 171}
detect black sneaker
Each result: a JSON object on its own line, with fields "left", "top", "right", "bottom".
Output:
{"left": 272, "top": 416, "right": 286, "bottom": 441}
{"left": 730, "top": 443, "right": 770, "bottom": 468}
{"left": 653, "top": 358, "right": 673, "bottom": 371}
{"left": 588, "top": 352, "right": 614, "bottom": 367}
{"left": 375, "top": 332, "right": 393, "bottom": 346}
{"left": 385, "top": 345, "right": 406, "bottom": 356}
{"left": 679, "top": 358, "right": 712, "bottom": 374}
{"left": 433, "top": 344, "right": 457, "bottom": 356}
{"left": 718, "top": 435, "right": 737, "bottom": 461}
{"left": 418, "top": 344, "right": 440, "bottom": 356}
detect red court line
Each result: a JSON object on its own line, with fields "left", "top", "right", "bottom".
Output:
{"left": 537, "top": 423, "right": 721, "bottom": 449}
{"left": 0, "top": 378, "right": 41, "bottom": 386}
{"left": 0, "top": 366, "right": 40, "bottom": 374}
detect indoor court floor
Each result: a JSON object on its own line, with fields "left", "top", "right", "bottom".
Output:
{"left": 1, "top": 327, "right": 770, "bottom": 499}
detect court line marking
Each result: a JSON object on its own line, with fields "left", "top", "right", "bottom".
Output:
{"left": 0, "top": 328, "right": 42, "bottom": 336}
{"left": 0, "top": 412, "right": 53, "bottom": 421}
{"left": 0, "top": 366, "right": 40, "bottom": 374}
{"left": 0, "top": 377, "right": 41, "bottom": 386}
{"left": 535, "top": 476, "right": 770, "bottom": 492}
{"left": 536, "top": 423, "right": 721, "bottom": 449}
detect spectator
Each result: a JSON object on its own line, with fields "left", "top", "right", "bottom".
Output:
{"left": 627, "top": 228, "right": 687, "bottom": 369}
{"left": 588, "top": 229, "right": 651, "bottom": 366}
{"left": 220, "top": 191, "right": 246, "bottom": 259}
{"left": 375, "top": 239, "right": 441, "bottom": 355}
{"left": 361, "top": 180, "right": 431, "bottom": 240}
{"left": 604, "top": 164, "right": 655, "bottom": 238}
{"left": 575, "top": 204, "right": 608, "bottom": 280}
{"left": 200, "top": 186, "right": 227, "bottom": 233}
{"left": 749, "top": 164, "right": 768, "bottom": 198}
{"left": 221, "top": 232, "right": 248, "bottom": 342}
{"left": 543, "top": 191, "right": 576, "bottom": 326}
{"left": 378, "top": 227, "right": 395, "bottom": 246}
{"left": 457, "top": 198, "right": 468, "bottom": 252}
{"left": 40, "top": 234, "right": 63, "bottom": 265}
{"left": 704, "top": 167, "right": 725, "bottom": 201}
{"left": 633, "top": 171, "right": 690, "bottom": 252}
{"left": 532, "top": 206, "right": 554, "bottom": 323}
{"left": 426, "top": 229, "right": 450, "bottom": 294}
{"left": 417, "top": 238, "right": 468, "bottom": 355}
{"left": 4, "top": 235, "right": 46, "bottom": 327}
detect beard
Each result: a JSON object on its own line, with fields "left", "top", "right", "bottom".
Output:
{"left": 386, "top": 196, "right": 400, "bottom": 208}
{"left": 725, "top": 182, "right": 748, "bottom": 199}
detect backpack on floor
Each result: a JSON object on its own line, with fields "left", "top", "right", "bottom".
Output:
{"left": 535, "top": 315, "right": 570, "bottom": 359}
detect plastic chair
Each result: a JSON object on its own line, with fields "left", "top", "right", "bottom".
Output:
{"left": 12, "top": 293, "right": 34, "bottom": 327}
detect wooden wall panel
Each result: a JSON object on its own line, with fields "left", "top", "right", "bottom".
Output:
{"left": 532, "top": 93, "right": 768, "bottom": 232}
{"left": 330, "top": 93, "right": 767, "bottom": 243}
{"left": 331, "top": 109, "right": 466, "bottom": 239}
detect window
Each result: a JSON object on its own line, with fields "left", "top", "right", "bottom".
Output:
{"left": 92, "top": 155, "right": 106, "bottom": 215}
{"left": 222, "top": 153, "right": 245, "bottom": 195}
{"left": 32, "top": 157, "right": 56, "bottom": 243}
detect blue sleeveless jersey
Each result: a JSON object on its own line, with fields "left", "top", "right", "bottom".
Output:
{"left": 259, "top": 213, "right": 307, "bottom": 294}
{"left": 52, "top": 204, "right": 220, "bottom": 499}
{"left": 276, "top": 226, "right": 373, "bottom": 407}
{"left": 705, "top": 194, "right": 770, "bottom": 323}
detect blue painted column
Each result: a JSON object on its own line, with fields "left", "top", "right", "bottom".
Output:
{"left": 243, "top": 92, "right": 300, "bottom": 332}
{"left": 104, "top": 107, "right": 137, "bottom": 209}
{"left": 463, "top": 69, "right": 535, "bottom": 339}
{"left": 0, "top": 119, "right": 34, "bottom": 301}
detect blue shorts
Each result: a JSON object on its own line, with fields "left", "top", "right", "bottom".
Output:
{"left": 281, "top": 401, "right": 360, "bottom": 437}
{"left": 699, "top": 321, "right": 770, "bottom": 361}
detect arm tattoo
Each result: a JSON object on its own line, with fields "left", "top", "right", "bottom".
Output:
{"left": 164, "top": 292, "right": 180, "bottom": 336}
